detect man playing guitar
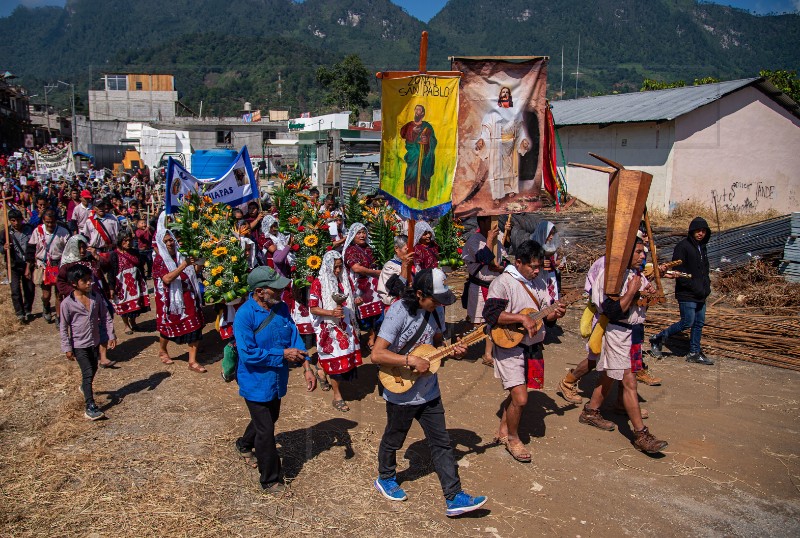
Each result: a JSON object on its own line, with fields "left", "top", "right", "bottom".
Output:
{"left": 483, "top": 240, "right": 566, "bottom": 463}
{"left": 371, "top": 268, "right": 488, "bottom": 517}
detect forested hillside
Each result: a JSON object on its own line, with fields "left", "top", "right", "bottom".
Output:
{"left": 1, "top": 0, "right": 797, "bottom": 115}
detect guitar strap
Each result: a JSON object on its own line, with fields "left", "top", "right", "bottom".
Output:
{"left": 398, "top": 310, "right": 431, "bottom": 356}
{"left": 516, "top": 279, "right": 541, "bottom": 311}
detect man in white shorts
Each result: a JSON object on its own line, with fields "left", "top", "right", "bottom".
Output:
{"left": 578, "top": 239, "right": 668, "bottom": 454}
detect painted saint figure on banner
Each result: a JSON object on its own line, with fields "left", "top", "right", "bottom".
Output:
{"left": 474, "top": 86, "right": 532, "bottom": 204}
{"left": 400, "top": 105, "right": 437, "bottom": 202}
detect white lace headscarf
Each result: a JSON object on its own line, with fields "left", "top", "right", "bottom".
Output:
{"left": 413, "top": 220, "right": 435, "bottom": 245}
{"left": 155, "top": 211, "right": 201, "bottom": 315}
{"left": 531, "top": 221, "right": 561, "bottom": 255}
{"left": 318, "top": 250, "right": 356, "bottom": 314}
{"left": 260, "top": 215, "right": 288, "bottom": 251}
{"left": 240, "top": 237, "right": 258, "bottom": 269}
{"left": 60, "top": 234, "right": 88, "bottom": 266}
{"left": 342, "top": 222, "right": 368, "bottom": 285}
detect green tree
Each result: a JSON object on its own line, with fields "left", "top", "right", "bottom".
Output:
{"left": 760, "top": 69, "right": 800, "bottom": 103}
{"left": 641, "top": 78, "right": 686, "bottom": 91}
{"left": 693, "top": 77, "right": 720, "bottom": 86}
{"left": 316, "top": 55, "right": 371, "bottom": 124}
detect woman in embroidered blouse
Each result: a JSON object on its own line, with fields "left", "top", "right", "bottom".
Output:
{"left": 309, "top": 251, "right": 362, "bottom": 412}
{"left": 152, "top": 212, "right": 206, "bottom": 372}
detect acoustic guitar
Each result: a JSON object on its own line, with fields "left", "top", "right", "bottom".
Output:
{"left": 378, "top": 325, "right": 488, "bottom": 394}
{"left": 490, "top": 289, "right": 585, "bottom": 349}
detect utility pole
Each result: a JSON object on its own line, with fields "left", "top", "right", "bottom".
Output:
{"left": 58, "top": 81, "right": 76, "bottom": 150}
{"left": 44, "top": 83, "right": 57, "bottom": 139}
{"left": 577, "top": 34, "right": 581, "bottom": 97}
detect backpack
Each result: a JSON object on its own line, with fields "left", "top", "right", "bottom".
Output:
{"left": 221, "top": 310, "right": 277, "bottom": 382}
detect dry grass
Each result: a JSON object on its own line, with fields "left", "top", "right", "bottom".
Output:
{"left": 713, "top": 260, "right": 800, "bottom": 314}
{"left": 648, "top": 201, "right": 782, "bottom": 232}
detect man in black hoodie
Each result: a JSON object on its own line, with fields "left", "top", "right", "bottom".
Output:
{"left": 650, "top": 217, "right": 714, "bottom": 365}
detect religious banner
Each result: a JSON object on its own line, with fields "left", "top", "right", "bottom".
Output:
{"left": 165, "top": 146, "right": 258, "bottom": 214}
{"left": 379, "top": 75, "right": 460, "bottom": 220}
{"left": 450, "top": 57, "right": 549, "bottom": 217}
{"left": 33, "top": 143, "right": 75, "bottom": 177}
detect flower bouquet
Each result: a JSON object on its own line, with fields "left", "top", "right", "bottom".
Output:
{"left": 363, "top": 200, "right": 401, "bottom": 266}
{"left": 289, "top": 215, "right": 334, "bottom": 289}
{"left": 167, "top": 192, "right": 209, "bottom": 258}
{"left": 434, "top": 210, "right": 465, "bottom": 269}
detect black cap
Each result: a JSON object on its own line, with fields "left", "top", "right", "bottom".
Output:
{"left": 413, "top": 268, "right": 456, "bottom": 306}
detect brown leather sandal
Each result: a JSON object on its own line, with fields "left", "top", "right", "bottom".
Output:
{"left": 505, "top": 439, "right": 532, "bottom": 463}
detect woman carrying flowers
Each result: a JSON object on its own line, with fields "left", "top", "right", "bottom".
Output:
{"left": 153, "top": 212, "right": 206, "bottom": 372}
{"left": 309, "top": 250, "right": 362, "bottom": 412}
{"left": 343, "top": 223, "right": 383, "bottom": 349}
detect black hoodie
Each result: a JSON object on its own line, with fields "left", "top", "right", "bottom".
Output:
{"left": 673, "top": 217, "right": 711, "bottom": 302}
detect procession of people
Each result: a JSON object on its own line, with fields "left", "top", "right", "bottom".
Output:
{"left": 1, "top": 144, "right": 706, "bottom": 518}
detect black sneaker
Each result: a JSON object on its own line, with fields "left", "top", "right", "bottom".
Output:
{"left": 649, "top": 335, "right": 664, "bottom": 359}
{"left": 685, "top": 352, "right": 714, "bottom": 365}
{"left": 84, "top": 403, "right": 105, "bottom": 421}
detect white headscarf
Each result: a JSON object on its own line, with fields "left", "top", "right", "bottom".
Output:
{"left": 240, "top": 237, "right": 258, "bottom": 269}
{"left": 413, "top": 221, "right": 435, "bottom": 245}
{"left": 155, "top": 211, "right": 201, "bottom": 315}
{"left": 260, "top": 215, "right": 288, "bottom": 251}
{"left": 60, "top": 234, "right": 88, "bottom": 266}
{"left": 342, "top": 222, "right": 368, "bottom": 284}
{"left": 531, "top": 221, "right": 560, "bottom": 255}
{"left": 342, "top": 222, "right": 367, "bottom": 261}
{"left": 318, "top": 250, "right": 356, "bottom": 316}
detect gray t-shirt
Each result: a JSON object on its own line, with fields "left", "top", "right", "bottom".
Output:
{"left": 378, "top": 300, "right": 445, "bottom": 405}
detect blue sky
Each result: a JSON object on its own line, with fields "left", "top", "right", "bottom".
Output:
{"left": 1, "top": 0, "right": 798, "bottom": 19}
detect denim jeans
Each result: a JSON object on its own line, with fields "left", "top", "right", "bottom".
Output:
{"left": 658, "top": 301, "right": 706, "bottom": 354}
{"left": 378, "top": 397, "right": 461, "bottom": 500}
{"left": 74, "top": 346, "right": 99, "bottom": 405}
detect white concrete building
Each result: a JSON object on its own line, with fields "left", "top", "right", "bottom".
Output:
{"left": 89, "top": 74, "right": 177, "bottom": 122}
{"left": 551, "top": 78, "right": 800, "bottom": 214}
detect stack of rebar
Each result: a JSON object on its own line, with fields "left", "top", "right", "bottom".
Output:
{"left": 646, "top": 304, "right": 800, "bottom": 371}
{"left": 658, "top": 215, "right": 791, "bottom": 271}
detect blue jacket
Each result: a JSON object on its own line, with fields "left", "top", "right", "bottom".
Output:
{"left": 233, "top": 295, "right": 306, "bottom": 403}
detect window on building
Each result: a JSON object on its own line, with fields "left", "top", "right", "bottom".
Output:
{"left": 262, "top": 130, "right": 277, "bottom": 141}
{"left": 106, "top": 75, "right": 127, "bottom": 91}
{"left": 216, "top": 130, "right": 232, "bottom": 145}
{"left": 135, "top": 81, "right": 143, "bottom": 90}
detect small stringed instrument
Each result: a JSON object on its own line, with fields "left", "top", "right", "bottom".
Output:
{"left": 491, "top": 289, "right": 585, "bottom": 349}
{"left": 642, "top": 259, "right": 682, "bottom": 279}
{"left": 378, "top": 324, "right": 488, "bottom": 394}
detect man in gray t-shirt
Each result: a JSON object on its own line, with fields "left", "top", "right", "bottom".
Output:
{"left": 371, "top": 268, "right": 488, "bottom": 517}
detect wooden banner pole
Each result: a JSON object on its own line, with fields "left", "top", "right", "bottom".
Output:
{"left": 403, "top": 31, "right": 429, "bottom": 283}
{"left": 2, "top": 197, "right": 14, "bottom": 285}
{"left": 642, "top": 207, "right": 664, "bottom": 302}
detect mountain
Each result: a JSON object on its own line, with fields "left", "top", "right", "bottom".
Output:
{"left": 1, "top": 0, "right": 797, "bottom": 115}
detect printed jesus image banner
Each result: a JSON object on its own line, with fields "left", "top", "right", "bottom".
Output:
{"left": 451, "top": 57, "right": 549, "bottom": 217}
{"left": 379, "top": 75, "right": 460, "bottom": 220}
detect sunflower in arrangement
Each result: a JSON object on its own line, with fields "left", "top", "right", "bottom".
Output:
{"left": 275, "top": 179, "right": 333, "bottom": 288}
{"left": 169, "top": 192, "right": 251, "bottom": 304}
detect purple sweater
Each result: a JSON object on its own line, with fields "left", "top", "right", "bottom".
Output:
{"left": 59, "top": 291, "right": 115, "bottom": 352}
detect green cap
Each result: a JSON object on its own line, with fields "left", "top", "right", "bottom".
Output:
{"left": 247, "top": 266, "right": 290, "bottom": 292}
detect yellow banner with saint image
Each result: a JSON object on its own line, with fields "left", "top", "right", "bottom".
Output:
{"left": 379, "top": 75, "right": 459, "bottom": 220}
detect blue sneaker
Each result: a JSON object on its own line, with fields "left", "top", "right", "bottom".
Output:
{"left": 445, "top": 491, "right": 487, "bottom": 517}
{"left": 374, "top": 477, "right": 408, "bottom": 501}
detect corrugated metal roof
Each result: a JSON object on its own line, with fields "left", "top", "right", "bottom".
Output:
{"left": 551, "top": 77, "right": 800, "bottom": 126}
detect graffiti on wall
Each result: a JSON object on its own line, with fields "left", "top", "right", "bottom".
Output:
{"left": 710, "top": 180, "right": 776, "bottom": 212}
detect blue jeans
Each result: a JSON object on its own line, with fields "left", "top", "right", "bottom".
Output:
{"left": 658, "top": 301, "right": 706, "bottom": 353}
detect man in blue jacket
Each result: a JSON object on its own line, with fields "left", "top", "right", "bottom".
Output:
{"left": 650, "top": 217, "right": 714, "bottom": 365}
{"left": 233, "top": 266, "right": 317, "bottom": 494}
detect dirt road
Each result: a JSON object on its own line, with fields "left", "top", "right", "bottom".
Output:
{"left": 1, "top": 294, "right": 798, "bottom": 537}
